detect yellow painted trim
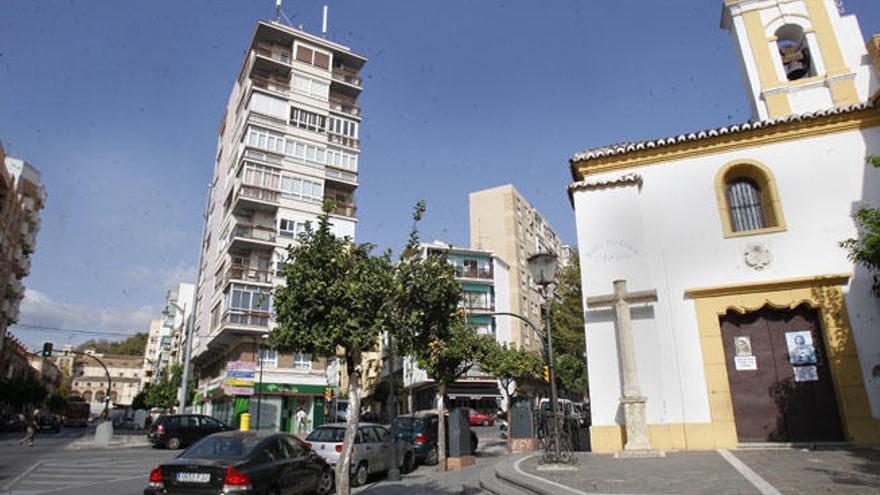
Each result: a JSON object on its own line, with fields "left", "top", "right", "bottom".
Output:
{"left": 743, "top": 10, "right": 791, "bottom": 118}
{"left": 714, "top": 159, "right": 787, "bottom": 238}
{"left": 684, "top": 274, "right": 852, "bottom": 298}
{"left": 590, "top": 425, "right": 624, "bottom": 452}
{"left": 829, "top": 78, "right": 860, "bottom": 107}
{"left": 804, "top": 0, "right": 850, "bottom": 78}
{"left": 571, "top": 107, "right": 880, "bottom": 180}
{"left": 591, "top": 423, "right": 734, "bottom": 452}
{"left": 688, "top": 275, "right": 880, "bottom": 446}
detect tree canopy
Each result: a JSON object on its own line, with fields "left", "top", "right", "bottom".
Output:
{"left": 841, "top": 156, "right": 880, "bottom": 296}
{"left": 145, "top": 364, "right": 193, "bottom": 410}
{"left": 77, "top": 332, "right": 148, "bottom": 356}
{"left": 548, "top": 251, "right": 588, "bottom": 398}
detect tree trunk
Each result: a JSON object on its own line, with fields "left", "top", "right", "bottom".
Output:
{"left": 336, "top": 366, "right": 361, "bottom": 495}
{"left": 436, "top": 382, "right": 447, "bottom": 472}
{"left": 504, "top": 391, "right": 512, "bottom": 453}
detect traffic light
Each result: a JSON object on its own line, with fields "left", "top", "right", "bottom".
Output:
{"left": 543, "top": 365, "right": 550, "bottom": 383}
{"left": 41, "top": 342, "right": 53, "bottom": 358}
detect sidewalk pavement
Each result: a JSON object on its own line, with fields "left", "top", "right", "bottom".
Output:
{"left": 506, "top": 447, "right": 880, "bottom": 494}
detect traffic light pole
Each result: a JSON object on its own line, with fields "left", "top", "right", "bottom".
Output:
{"left": 36, "top": 348, "right": 113, "bottom": 418}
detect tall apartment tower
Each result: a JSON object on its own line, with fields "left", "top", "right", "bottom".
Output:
{"left": 191, "top": 20, "right": 366, "bottom": 432}
{"left": 469, "top": 185, "right": 563, "bottom": 351}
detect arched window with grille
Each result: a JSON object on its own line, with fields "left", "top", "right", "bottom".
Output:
{"left": 715, "top": 160, "right": 786, "bottom": 237}
{"left": 727, "top": 177, "right": 766, "bottom": 232}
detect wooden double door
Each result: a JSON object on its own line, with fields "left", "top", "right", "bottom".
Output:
{"left": 720, "top": 304, "right": 843, "bottom": 443}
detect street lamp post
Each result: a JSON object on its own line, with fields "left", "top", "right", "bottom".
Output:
{"left": 526, "top": 251, "right": 569, "bottom": 465}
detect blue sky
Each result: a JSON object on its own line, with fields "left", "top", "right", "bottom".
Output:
{"left": 2, "top": 0, "right": 878, "bottom": 349}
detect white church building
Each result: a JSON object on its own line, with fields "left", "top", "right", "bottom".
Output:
{"left": 570, "top": 0, "right": 880, "bottom": 452}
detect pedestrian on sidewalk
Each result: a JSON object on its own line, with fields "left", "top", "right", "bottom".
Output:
{"left": 18, "top": 409, "right": 39, "bottom": 447}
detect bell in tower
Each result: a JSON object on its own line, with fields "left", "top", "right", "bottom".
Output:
{"left": 779, "top": 41, "right": 812, "bottom": 81}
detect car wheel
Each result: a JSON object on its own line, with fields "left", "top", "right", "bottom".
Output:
{"left": 166, "top": 437, "right": 182, "bottom": 450}
{"left": 481, "top": 420, "right": 488, "bottom": 427}
{"left": 317, "top": 467, "right": 334, "bottom": 494}
{"left": 425, "top": 446, "right": 439, "bottom": 466}
{"left": 402, "top": 452, "right": 415, "bottom": 474}
{"left": 352, "top": 462, "right": 369, "bottom": 487}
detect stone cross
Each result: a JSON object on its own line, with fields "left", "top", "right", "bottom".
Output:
{"left": 587, "top": 279, "right": 658, "bottom": 454}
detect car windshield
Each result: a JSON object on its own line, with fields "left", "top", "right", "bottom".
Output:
{"left": 179, "top": 436, "right": 260, "bottom": 460}
{"left": 393, "top": 417, "right": 425, "bottom": 432}
{"left": 306, "top": 427, "right": 346, "bottom": 442}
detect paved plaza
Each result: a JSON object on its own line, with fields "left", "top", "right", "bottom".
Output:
{"left": 511, "top": 447, "right": 880, "bottom": 495}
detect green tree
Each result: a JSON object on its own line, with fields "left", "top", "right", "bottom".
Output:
{"left": 132, "top": 386, "right": 149, "bottom": 410}
{"left": 841, "top": 156, "right": 880, "bottom": 296}
{"left": 76, "top": 332, "right": 148, "bottom": 356}
{"left": 271, "top": 210, "right": 393, "bottom": 495}
{"left": 387, "top": 201, "right": 488, "bottom": 471}
{"left": 45, "top": 391, "right": 68, "bottom": 414}
{"left": 480, "top": 342, "right": 543, "bottom": 452}
{"left": 145, "top": 365, "right": 193, "bottom": 410}
{"left": 548, "top": 251, "right": 589, "bottom": 399}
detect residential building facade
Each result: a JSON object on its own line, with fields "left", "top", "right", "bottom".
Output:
{"left": 403, "top": 242, "right": 512, "bottom": 413}
{"left": 469, "top": 184, "right": 564, "bottom": 351}
{"left": 570, "top": 0, "right": 880, "bottom": 452}
{"left": 0, "top": 144, "right": 44, "bottom": 370}
{"left": 190, "top": 19, "right": 366, "bottom": 434}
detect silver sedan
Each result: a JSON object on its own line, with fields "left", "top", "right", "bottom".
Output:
{"left": 305, "top": 423, "right": 415, "bottom": 487}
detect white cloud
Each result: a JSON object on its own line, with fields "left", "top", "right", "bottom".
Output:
{"left": 123, "top": 263, "right": 198, "bottom": 290}
{"left": 8, "top": 288, "right": 157, "bottom": 349}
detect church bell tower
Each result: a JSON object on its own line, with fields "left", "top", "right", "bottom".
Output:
{"left": 721, "top": 0, "right": 878, "bottom": 120}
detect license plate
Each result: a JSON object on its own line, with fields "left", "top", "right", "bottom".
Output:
{"left": 176, "top": 472, "right": 210, "bottom": 483}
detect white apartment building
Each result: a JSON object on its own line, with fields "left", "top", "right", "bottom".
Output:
{"left": 190, "top": 20, "right": 365, "bottom": 434}
{"left": 403, "top": 242, "right": 512, "bottom": 413}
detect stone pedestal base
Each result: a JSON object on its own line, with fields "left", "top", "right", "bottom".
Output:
{"left": 446, "top": 456, "right": 476, "bottom": 470}
{"left": 510, "top": 437, "right": 536, "bottom": 453}
{"left": 535, "top": 463, "right": 579, "bottom": 472}
{"left": 614, "top": 449, "right": 666, "bottom": 459}
{"left": 621, "top": 396, "right": 652, "bottom": 451}
{"left": 94, "top": 421, "right": 113, "bottom": 445}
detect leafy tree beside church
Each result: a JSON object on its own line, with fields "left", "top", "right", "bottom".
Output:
{"left": 840, "top": 156, "right": 880, "bottom": 296}
{"left": 548, "top": 251, "right": 589, "bottom": 399}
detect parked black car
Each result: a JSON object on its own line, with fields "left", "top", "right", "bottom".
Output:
{"left": 148, "top": 414, "right": 233, "bottom": 450}
{"left": 2, "top": 413, "right": 26, "bottom": 432}
{"left": 393, "top": 412, "right": 478, "bottom": 466}
{"left": 144, "top": 431, "right": 333, "bottom": 495}
{"left": 36, "top": 413, "right": 61, "bottom": 432}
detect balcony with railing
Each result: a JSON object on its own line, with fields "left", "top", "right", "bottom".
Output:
{"left": 329, "top": 98, "right": 361, "bottom": 118}
{"left": 455, "top": 266, "right": 494, "bottom": 280}
{"left": 222, "top": 308, "right": 271, "bottom": 329}
{"left": 327, "top": 132, "right": 359, "bottom": 150}
{"left": 223, "top": 264, "right": 273, "bottom": 286}
{"left": 331, "top": 66, "right": 362, "bottom": 88}
{"left": 235, "top": 184, "right": 280, "bottom": 213}
{"left": 251, "top": 74, "right": 290, "bottom": 96}
{"left": 228, "top": 223, "right": 276, "bottom": 251}
{"left": 254, "top": 42, "right": 292, "bottom": 65}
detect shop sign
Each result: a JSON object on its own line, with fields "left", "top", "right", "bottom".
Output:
{"left": 255, "top": 383, "right": 327, "bottom": 395}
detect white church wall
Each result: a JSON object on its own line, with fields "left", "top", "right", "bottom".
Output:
{"left": 575, "top": 125, "right": 880, "bottom": 428}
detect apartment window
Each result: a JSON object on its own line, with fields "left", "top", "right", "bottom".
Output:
{"left": 279, "top": 218, "right": 307, "bottom": 238}
{"left": 328, "top": 116, "right": 358, "bottom": 138}
{"left": 259, "top": 348, "right": 278, "bottom": 368}
{"left": 293, "top": 74, "right": 329, "bottom": 101}
{"left": 228, "top": 284, "right": 271, "bottom": 312}
{"left": 295, "top": 44, "right": 330, "bottom": 69}
{"left": 463, "top": 291, "right": 490, "bottom": 310}
{"left": 325, "top": 148, "right": 358, "bottom": 171}
{"left": 284, "top": 138, "right": 326, "bottom": 168}
{"left": 280, "top": 174, "right": 323, "bottom": 203}
{"left": 242, "top": 163, "right": 281, "bottom": 190}
{"left": 294, "top": 352, "right": 312, "bottom": 370}
{"left": 246, "top": 126, "right": 285, "bottom": 154}
{"left": 290, "top": 107, "right": 326, "bottom": 133}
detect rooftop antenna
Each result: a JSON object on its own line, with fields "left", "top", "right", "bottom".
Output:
{"left": 275, "top": 0, "right": 282, "bottom": 22}
{"left": 322, "top": 5, "right": 329, "bottom": 36}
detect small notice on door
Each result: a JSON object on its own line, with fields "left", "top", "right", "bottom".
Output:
{"left": 734, "top": 356, "right": 757, "bottom": 370}
{"left": 793, "top": 365, "right": 818, "bottom": 382}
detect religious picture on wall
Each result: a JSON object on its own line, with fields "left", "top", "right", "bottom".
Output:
{"left": 793, "top": 365, "right": 819, "bottom": 382}
{"left": 734, "top": 336, "right": 753, "bottom": 356}
{"left": 785, "top": 331, "right": 817, "bottom": 365}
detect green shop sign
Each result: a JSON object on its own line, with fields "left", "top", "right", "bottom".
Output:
{"left": 255, "top": 383, "right": 329, "bottom": 396}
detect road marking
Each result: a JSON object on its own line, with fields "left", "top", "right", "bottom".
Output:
{"left": 2, "top": 460, "right": 44, "bottom": 494}
{"left": 717, "top": 449, "right": 782, "bottom": 495}
{"left": 29, "top": 474, "right": 147, "bottom": 494}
